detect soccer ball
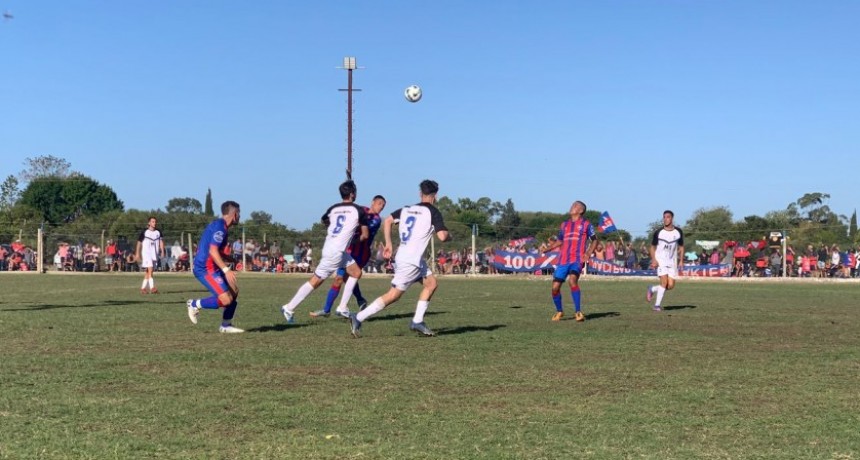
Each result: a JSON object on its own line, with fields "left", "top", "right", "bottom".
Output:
{"left": 404, "top": 85, "right": 422, "bottom": 103}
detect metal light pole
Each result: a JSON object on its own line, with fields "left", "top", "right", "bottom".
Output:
{"left": 338, "top": 57, "right": 362, "bottom": 180}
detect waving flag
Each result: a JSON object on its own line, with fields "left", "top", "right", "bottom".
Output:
{"left": 598, "top": 211, "right": 617, "bottom": 234}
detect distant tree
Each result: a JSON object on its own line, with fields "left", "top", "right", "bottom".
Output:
{"left": 19, "top": 155, "right": 73, "bottom": 182}
{"left": 850, "top": 210, "right": 857, "bottom": 242}
{"left": 683, "top": 206, "right": 734, "bottom": 241}
{"left": 494, "top": 198, "right": 522, "bottom": 240}
{"left": 0, "top": 175, "right": 20, "bottom": 210}
{"left": 204, "top": 188, "right": 214, "bottom": 216}
{"left": 166, "top": 197, "right": 203, "bottom": 214}
{"left": 249, "top": 211, "right": 273, "bottom": 226}
{"left": 18, "top": 175, "right": 123, "bottom": 224}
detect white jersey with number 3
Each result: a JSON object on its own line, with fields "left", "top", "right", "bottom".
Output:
{"left": 392, "top": 203, "right": 447, "bottom": 267}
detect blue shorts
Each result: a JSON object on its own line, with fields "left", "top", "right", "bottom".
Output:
{"left": 194, "top": 269, "right": 233, "bottom": 298}
{"left": 553, "top": 263, "right": 582, "bottom": 281}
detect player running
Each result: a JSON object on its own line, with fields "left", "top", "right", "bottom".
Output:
{"left": 185, "top": 201, "right": 244, "bottom": 333}
{"left": 647, "top": 210, "right": 684, "bottom": 311}
{"left": 349, "top": 180, "right": 451, "bottom": 338}
{"left": 136, "top": 217, "right": 165, "bottom": 294}
{"left": 280, "top": 180, "right": 369, "bottom": 323}
{"left": 542, "top": 201, "right": 599, "bottom": 322}
{"left": 310, "top": 195, "right": 386, "bottom": 319}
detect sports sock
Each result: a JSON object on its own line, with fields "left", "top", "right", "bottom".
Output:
{"left": 356, "top": 298, "right": 385, "bottom": 322}
{"left": 284, "top": 282, "right": 315, "bottom": 313}
{"left": 650, "top": 285, "right": 658, "bottom": 294}
{"left": 571, "top": 286, "right": 581, "bottom": 312}
{"left": 322, "top": 284, "right": 341, "bottom": 314}
{"left": 148, "top": 278, "right": 155, "bottom": 290}
{"left": 552, "top": 293, "right": 563, "bottom": 312}
{"left": 413, "top": 300, "right": 429, "bottom": 323}
{"left": 352, "top": 282, "right": 365, "bottom": 305}
{"left": 336, "top": 277, "right": 359, "bottom": 312}
{"left": 222, "top": 300, "right": 237, "bottom": 322}
{"left": 141, "top": 279, "right": 148, "bottom": 290}
{"left": 197, "top": 296, "right": 220, "bottom": 309}
{"left": 655, "top": 286, "right": 666, "bottom": 307}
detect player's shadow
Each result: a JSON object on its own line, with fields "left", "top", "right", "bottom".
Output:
{"left": 2, "top": 300, "right": 173, "bottom": 311}
{"left": 435, "top": 324, "right": 506, "bottom": 336}
{"left": 371, "top": 311, "right": 447, "bottom": 322}
{"left": 509, "top": 305, "right": 524, "bottom": 309}
{"left": 246, "top": 323, "right": 314, "bottom": 333}
{"left": 585, "top": 311, "right": 621, "bottom": 320}
{"left": 663, "top": 305, "right": 697, "bottom": 311}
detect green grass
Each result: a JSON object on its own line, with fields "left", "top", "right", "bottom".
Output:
{"left": 1, "top": 273, "right": 858, "bottom": 459}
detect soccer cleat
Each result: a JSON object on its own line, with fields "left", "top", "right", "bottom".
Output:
{"left": 150, "top": 288, "right": 159, "bottom": 294}
{"left": 349, "top": 313, "right": 362, "bottom": 338}
{"left": 409, "top": 322, "right": 436, "bottom": 337}
{"left": 646, "top": 286, "right": 653, "bottom": 302}
{"left": 281, "top": 306, "right": 295, "bottom": 324}
{"left": 219, "top": 325, "right": 245, "bottom": 333}
{"left": 575, "top": 311, "right": 585, "bottom": 322}
{"left": 358, "top": 300, "right": 368, "bottom": 311}
{"left": 551, "top": 312, "right": 564, "bottom": 322}
{"left": 140, "top": 289, "right": 148, "bottom": 295}
{"left": 653, "top": 306, "right": 662, "bottom": 312}
{"left": 186, "top": 300, "right": 199, "bottom": 325}
{"left": 334, "top": 309, "right": 351, "bottom": 319}
{"left": 309, "top": 309, "right": 330, "bottom": 318}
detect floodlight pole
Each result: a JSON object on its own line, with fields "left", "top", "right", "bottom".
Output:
{"left": 338, "top": 57, "right": 363, "bottom": 180}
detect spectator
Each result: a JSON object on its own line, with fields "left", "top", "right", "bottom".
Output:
{"left": 625, "top": 243, "right": 638, "bottom": 269}
{"left": 769, "top": 250, "right": 782, "bottom": 277}
{"left": 0, "top": 244, "right": 7, "bottom": 271}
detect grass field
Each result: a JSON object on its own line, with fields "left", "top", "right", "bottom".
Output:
{"left": 1, "top": 273, "right": 858, "bottom": 460}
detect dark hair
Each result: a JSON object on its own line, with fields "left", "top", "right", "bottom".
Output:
{"left": 340, "top": 180, "right": 357, "bottom": 199}
{"left": 574, "top": 200, "right": 587, "bottom": 214}
{"left": 663, "top": 210, "right": 674, "bottom": 217}
{"left": 148, "top": 216, "right": 157, "bottom": 222}
{"left": 372, "top": 195, "right": 386, "bottom": 202}
{"left": 420, "top": 180, "right": 439, "bottom": 196}
{"left": 221, "top": 200, "right": 240, "bottom": 214}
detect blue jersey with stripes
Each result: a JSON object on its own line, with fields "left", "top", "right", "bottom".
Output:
{"left": 347, "top": 206, "right": 381, "bottom": 266}
{"left": 556, "top": 218, "right": 596, "bottom": 265}
{"left": 194, "top": 218, "right": 229, "bottom": 273}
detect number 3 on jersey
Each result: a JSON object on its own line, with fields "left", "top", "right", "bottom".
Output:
{"left": 401, "top": 216, "right": 416, "bottom": 242}
{"left": 332, "top": 215, "right": 346, "bottom": 234}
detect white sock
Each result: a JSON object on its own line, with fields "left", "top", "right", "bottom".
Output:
{"left": 141, "top": 279, "right": 148, "bottom": 289}
{"left": 336, "top": 277, "right": 359, "bottom": 312}
{"left": 650, "top": 285, "right": 658, "bottom": 294}
{"left": 284, "top": 282, "right": 315, "bottom": 313}
{"left": 413, "top": 300, "right": 430, "bottom": 323}
{"left": 356, "top": 298, "right": 385, "bottom": 322}
{"left": 148, "top": 278, "right": 155, "bottom": 289}
{"left": 655, "top": 286, "right": 666, "bottom": 307}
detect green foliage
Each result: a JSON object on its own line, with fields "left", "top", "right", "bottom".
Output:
{"left": 0, "top": 175, "right": 21, "bottom": 210}
{"left": 850, "top": 210, "right": 857, "bottom": 242}
{"left": 18, "top": 175, "right": 124, "bottom": 224}
{"left": 19, "top": 154, "right": 73, "bottom": 182}
{"left": 204, "top": 188, "right": 214, "bottom": 216}
{"left": 166, "top": 197, "right": 203, "bottom": 214}
{"left": 494, "top": 198, "right": 522, "bottom": 240}
{"left": 684, "top": 206, "right": 734, "bottom": 241}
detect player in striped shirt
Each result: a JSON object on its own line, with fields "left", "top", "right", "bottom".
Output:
{"left": 646, "top": 210, "right": 684, "bottom": 311}
{"left": 280, "top": 180, "right": 369, "bottom": 324}
{"left": 310, "top": 195, "right": 386, "bottom": 319}
{"left": 542, "top": 201, "right": 598, "bottom": 322}
{"left": 185, "top": 201, "right": 244, "bottom": 333}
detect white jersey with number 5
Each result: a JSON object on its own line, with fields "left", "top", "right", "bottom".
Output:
{"left": 392, "top": 203, "right": 447, "bottom": 267}
{"left": 651, "top": 227, "right": 684, "bottom": 265}
{"left": 321, "top": 203, "right": 368, "bottom": 257}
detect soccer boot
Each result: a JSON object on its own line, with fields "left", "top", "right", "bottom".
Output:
{"left": 219, "top": 325, "right": 245, "bottom": 333}
{"left": 281, "top": 306, "right": 295, "bottom": 324}
{"left": 357, "top": 300, "right": 368, "bottom": 311}
{"left": 334, "top": 309, "right": 351, "bottom": 319}
{"left": 186, "top": 300, "right": 200, "bottom": 325}
{"left": 551, "top": 312, "right": 564, "bottom": 322}
{"left": 646, "top": 286, "right": 653, "bottom": 302}
{"left": 575, "top": 311, "right": 585, "bottom": 322}
{"left": 309, "top": 309, "right": 330, "bottom": 318}
{"left": 653, "top": 305, "right": 662, "bottom": 312}
{"left": 349, "top": 313, "right": 362, "bottom": 338}
{"left": 409, "top": 322, "right": 436, "bottom": 337}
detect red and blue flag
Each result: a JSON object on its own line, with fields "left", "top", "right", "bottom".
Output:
{"left": 598, "top": 211, "right": 617, "bottom": 234}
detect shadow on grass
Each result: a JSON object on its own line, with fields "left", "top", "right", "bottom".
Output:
{"left": 2, "top": 299, "right": 177, "bottom": 311}
{"left": 509, "top": 305, "right": 524, "bottom": 309}
{"left": 370, "top": 311, "right": 447, "bottom": 322}
{"left": 246, "top": 323, "right": 314, "bottom": 333}
{"left": 435, "top": 324, "right": 507, "bottom": 336}
{"left": 664, "top": 305, "right": 697, "bottom": 311}
{"left": 585, "top": 311, "right": 621, "bottom": 320}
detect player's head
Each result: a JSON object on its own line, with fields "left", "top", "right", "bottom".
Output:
{"left": 663, "top": 210, "right": 674, "bottom": 227}
{"left": 221, "top": 201, "right": 241, "bottom": 226}
{"left": 370, "top": 195, "right": 386, "bottom": 214}
{"left": 570, "top": 200, "right": 586, "bottom": 218}
{"left": 340, "top": 180, "right": 357, "bottom": 201}
{"left": 419, "top": 180, "right": 439, "bottom": 203}
{"left": 147, "top": 217, "right": 157, "bottom": 229}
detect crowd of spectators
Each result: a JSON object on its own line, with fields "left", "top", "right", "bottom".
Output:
{"left": 0, "top": 239, "right": 36, "bottom": 271}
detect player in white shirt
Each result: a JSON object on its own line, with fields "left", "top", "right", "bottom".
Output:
{"left": 646, "top": 210, "right": 684, "bottom": 311}
{"left": 280, "top": 180, "right": 369, "bottom": 323}
{"left": 136, "top": 217, "right": 166, "bottom": 294}
{"left": 350, "top": 180, "right": 451, "bottom": 337}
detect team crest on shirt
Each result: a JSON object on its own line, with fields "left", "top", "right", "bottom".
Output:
{"left": 213, "top": 231, "right": 224, "bottom": 243}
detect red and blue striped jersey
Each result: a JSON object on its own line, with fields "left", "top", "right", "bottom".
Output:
{"left": 347, "top": 206, "right": 381, "bottom": 266}
{"left": 194, "top": 218, "right": 229, "bottom": 272}
{"left": 556, "top": 218, "right": 596, "bottom": 265}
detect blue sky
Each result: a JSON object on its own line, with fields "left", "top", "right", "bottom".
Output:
{"left": 1, "top": 1, "right": 858, "bottom": 237}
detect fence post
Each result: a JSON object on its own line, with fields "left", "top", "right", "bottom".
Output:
{"left": 782, "top": 230, "right": 787, "bottom": 277}
{"left": 242, "top": 227, "right": 247, "bottom": 272}
{"left": 471, "top": 224, "right": 477, "bottom": 275}
{"left": 37, "top": 226, "right": 44, "bottom": 274}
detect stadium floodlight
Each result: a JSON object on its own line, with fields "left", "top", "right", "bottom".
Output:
{"left": 338, "top": 57, "right": 363, "bottom": 180}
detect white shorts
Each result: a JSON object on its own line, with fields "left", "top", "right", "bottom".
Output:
{"left": 391, "top": 260, "right": 432, "bottom": 291}
{"left": 141, "top": 256, "right": 157, "bottom": 269}
{"left": 314, "top": 251, "right": 354, "bottom": 279}
{"left": 657, "top": 264, "right": 678, "bottom": 279}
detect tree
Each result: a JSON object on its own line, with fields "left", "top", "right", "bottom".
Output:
{"left": 166, "top": 197, "right": 203, "bottom": 214}
{"left": 249, "top": 211, "right": 273, "bottom": 226}
{"left": 494, "top": 198, "right": 522, "bottom": 240}
{"left": 19, "top": 155, "right": 73, "bottom": 182}
{"left": 18, "top": 175, "right": 124, "bottom": 224}
{"left": 0, "top": 175, "right": 20, "bottom": 210}
{"left": 204, "top": 188, "right": 214, "bottom": 216}
{"left": 683, "top": 206, "right": 734, "bottom": 241}
{"left": 850, "top": 210, "right": 857, "bottom": 242}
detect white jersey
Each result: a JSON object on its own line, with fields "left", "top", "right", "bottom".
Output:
{"left": 651, "top": 227, "right": 684, "bottom": 265}
{"left": 138, "top": 228, "right": 162, "bottom": 261}
{"left": 392, "top": 203, "right": 447, "bottom": 267}
{"left": 321, "top": 202, "right": 368, "bottom": 256}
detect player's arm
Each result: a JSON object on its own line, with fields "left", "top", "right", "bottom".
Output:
{"left": 676, "top": 228, "right": 685, "bottom": 267}
{"left": 359, "top": 225, "right": 369, "bottom": 242}
{"left": 584, "top": 235, "right": 599, "bottom": 260}
{"left": 382, "top": 214, "right": 396, "bottom": 259}
{"left": 543, "top": 240, "right": 561, "bottom": 253}
{"left": 430, "top": 206, "right": 451, "bottom": 242}
{"left": 159, "top": 239, "right": 166, "bottom": 259}
{"left": 649, "top": 231, "right": 659, "bottom": 268}
{"left": 357, "top": 206, "right": 370, "bottom": 242}
{"left": 209, "top": 244, "right": 238, "bottom": 291}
